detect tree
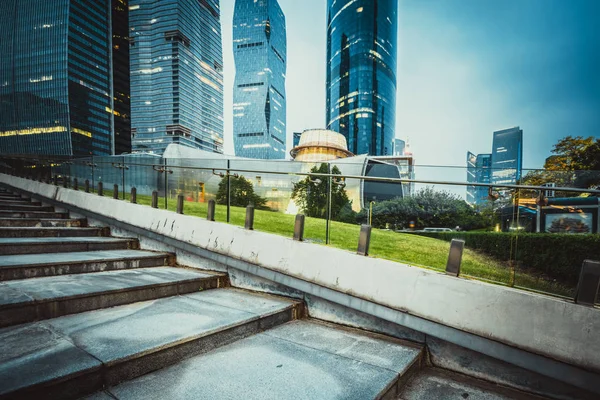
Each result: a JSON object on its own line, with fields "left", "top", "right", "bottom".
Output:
{"left": 290, "top": 163, "right": 352, "bottom": 220}
{"left": 216, "top": 175, "right": 268, "bottom": 209}
{"left": 522, "top": 136, "right": 600, "bottom": 196}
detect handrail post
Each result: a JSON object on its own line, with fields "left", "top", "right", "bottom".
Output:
{"left": 357, "top": 225, "right": 372, "bottom": 256}
{"left": 245, "top": 205, "right": 254, "bottom": 230}
{"left": 446, "top": 239, "right": 465, "bottom": 277}
{"left": 151, "top": 191, "right": 158, "bottom": 208}
{"left": 575, "top": 260, "right": 600, "bottom": 306}
{"left": 177, "top": 194, "right": 184, "bottom": 214}
{"left": 293, "top": 214, "right": 305, "bottom": 241}
{"left": 207, "top": 199, "right": 215, "bottom": 221}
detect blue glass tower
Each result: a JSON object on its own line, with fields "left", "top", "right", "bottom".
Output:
{"left": 491, "top": 127, "right": 523, "bottom": 186}
{"left": 130, "top": 0, "right": 224, "bottom": 155}
{"left": 233, "top": 0, "right": 286, "bottom": 159}
{"left": 326, "top": 0, "right": 397, "bottom": 156}
{"left": 0, "top": 0, "right": 114, "bottom": 156}
{"left": 466, "top": 152, "right": 492, "bottom": 206}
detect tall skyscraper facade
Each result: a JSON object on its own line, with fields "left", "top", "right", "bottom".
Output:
{"left": 130, "top": 0, "right": 224, "bottom": 155}
{"left": 492, "top": 127, "right": 523, "bottom": 186}
{"left": 466, "top": 152, "right": 492, "bottom": 206}
{"left": 233, "top": 0, "right": 286, "bottom": 159}
{"left": 112, "top": 0, "right": 132, "bottom": 155}
{"left": 0, "top": 0, "right": 115, "bottom": 157}
{"left": 325, "top": 0, "right": 397, "bottom": 156}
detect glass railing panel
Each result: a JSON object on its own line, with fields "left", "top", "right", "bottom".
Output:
{"left": 164, "top": 157, "right": 229, "bottom": 220}
{"left": 227, "top": 158, "right": 327, "bottom": 242}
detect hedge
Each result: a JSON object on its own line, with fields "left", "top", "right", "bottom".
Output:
{"left": 411, "top": 231, "right": 600, "bottom": 284}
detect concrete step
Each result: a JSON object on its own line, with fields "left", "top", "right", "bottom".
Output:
{"left": 0, "top": 217, "right": 86, "bottom": 227}
{"left": 0, "top": 266, "right": 227, "bottom": 328}
{"left": 0, "top": 203, "right": 54, "bottom": 212}
{"left": 0, "top": 288, "right": 300, "bottom": 400}
{"left": 0, "top": 236, "right": 138, "bottom": 255}
{"left": 397, "top": 368, "right": 546, "bottom": 400}
{"left": 0, "top": 226, "right": 108, "bottom": 238}
{"left": 0, "top": 210, "right": 69, "bottom": 219}
{"left": 0, "top": 249, "right": 174, "bottom": 281}
{"left": 0, "top": 199, "right": 41, "bottom": 205}
{"left": 99, "top": 320, "right": 423, "bottom": 400}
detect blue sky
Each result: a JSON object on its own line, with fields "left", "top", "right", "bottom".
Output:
{"left": 220, "top": 0, "right": 600, "bottom": 178}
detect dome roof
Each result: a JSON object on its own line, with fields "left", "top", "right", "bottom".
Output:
{"left": 290, "top": 129, "right": 353, "bottom": 160}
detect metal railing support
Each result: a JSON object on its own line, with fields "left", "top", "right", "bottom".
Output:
{"left": 151, "top": 191, "right": 158, "bottom": 209}
{"left": 177, "top": 194, "right": 184, "bottom": 214}
{"left": 357, "top": 225, "right": 372, "bottom": 256}
{"left": 293, "top": 214, "right": 305, "bottom": 241}
{"left": 575, "top": 260, "right": 600, "bottom": 306}
{"left": 245, "top": 205, "right": 254, "bottom": 230}
{"left": 446, "top": 239, "right": 465, "bottom": 277}
{"left": 207, "top": 200, "right": 215, "bottom": 221}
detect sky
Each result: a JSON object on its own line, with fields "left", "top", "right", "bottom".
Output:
{"left": 218, "top": 0, "right": 600, "bottom": 182}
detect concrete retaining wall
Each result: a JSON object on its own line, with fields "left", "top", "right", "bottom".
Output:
{"left": 3, "top": 175, "right": 599, "bottom": 379}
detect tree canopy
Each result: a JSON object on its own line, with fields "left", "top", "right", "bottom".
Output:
{"left": 290, "top": 163, "right": 353, "bottom": 221}
{"left": 522, "top": 136, "right": 600, "bottom": 196}
{"left": 216, "top": 175, "right": 268, "bottom": 209}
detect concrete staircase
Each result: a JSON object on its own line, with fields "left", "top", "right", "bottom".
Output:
{"left": 0, "top": 185, "right": 428, "bottom": 400}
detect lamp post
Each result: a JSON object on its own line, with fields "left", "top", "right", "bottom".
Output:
{"left": 369, "top": 196, "right": 376, "bottom": 226}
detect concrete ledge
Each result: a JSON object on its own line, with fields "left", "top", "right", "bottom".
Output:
{"left": 2, "top": 175, "right": 600, "bottom": 392}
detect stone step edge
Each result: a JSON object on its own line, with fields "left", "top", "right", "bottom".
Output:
{"left": 0, "top": 273, "right": 228, "bottom": 328}
{"left": 0, "top": 227, "right": 110, "bottom": 238}
{"left": 0, "top": 253, "right": 176, "bottom": 281}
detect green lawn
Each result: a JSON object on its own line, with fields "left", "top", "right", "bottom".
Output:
{"left": 93, "top": 187, "right": 573, "bottom": 297}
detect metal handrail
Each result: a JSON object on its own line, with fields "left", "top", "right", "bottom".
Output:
{"left": 3, "top": 156, "right": 600, "bottom": 195}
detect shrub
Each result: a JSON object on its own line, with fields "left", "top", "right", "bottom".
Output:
{"left": 411, "top": 231, "right": 600, "bottom": 284}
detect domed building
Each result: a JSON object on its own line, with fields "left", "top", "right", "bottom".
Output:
{"left": 290, "top": 129, "right": 353, "bottom": 162}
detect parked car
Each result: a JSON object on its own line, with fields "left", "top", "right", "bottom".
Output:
{"left": 422, "top": 227, "right": 453, "bottom": 232}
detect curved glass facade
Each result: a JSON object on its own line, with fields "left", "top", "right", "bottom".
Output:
{"left": 326, "top": 0, "right": 397, "bottom": 156}
{"left": 0, "top": 0, "right": 113, "bottom": 157}
{"left": 233, "top": 0, "right": 286, "bottom": 159}
{"left": 129, "top": 0, "right": 224, "bottom": 156}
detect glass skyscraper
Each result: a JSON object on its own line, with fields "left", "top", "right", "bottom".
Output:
{"left": 130, "top": 0, "right": 224, "bottom": 155}
{"left": 466, "top": 152, "right": 492, "bottom": 206}
{"left": 325, "top": 0, "right": 397, "bottom": 156}
{"left": 0, "top": 0, "right": 115, "bottom": 157}
{"left": 233, "top": 0, "right": 286, "bottom": 159}
{"left": 491, "top": 127, "right": 523, "bottom": 186}
{"left": 112, "top": 0, "right": 132, "bottom": 155}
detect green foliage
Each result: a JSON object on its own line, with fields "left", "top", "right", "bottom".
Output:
{"left": 216, "top": 175, "right": 268, "bottom": 209}
{"left": 413, "top": 231, "right": 600, "bottom": 284}
{"left": 362, "top": 187, "right": 491, "bottom": 230}
{"left": 291, "top": 163, "right": 353, "bottom": 220}
{"left": 522, "top": 136, "right": 600, "bottom": 196}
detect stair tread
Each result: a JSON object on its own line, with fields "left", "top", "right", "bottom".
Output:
{"left": 0, "top": 267, "right": 219, "bottom": 306}
{"left": 0, "top": 236, "right": 132, "bottom": 244}
{"left": 105, "top": 320, "right": 422, "bottom": 400}
{"left": 0, "top": 249, "right": 170, "bottom": 268}
{"left": 0, "top": 288, "right": 297, "bottom": 396}
{"left": 398, "top": 368, "right": 541, "bottom": 400}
